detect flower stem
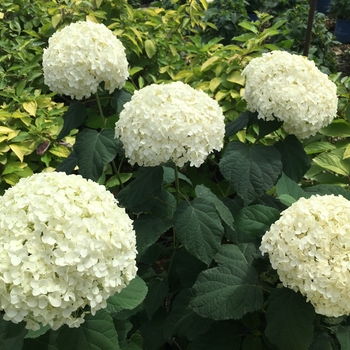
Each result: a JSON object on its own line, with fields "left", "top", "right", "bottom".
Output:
{"left": 111, "top": 160, "right": 124, "bottom": 189}
{"left": 95, "top": 92, "right": 107, "bottom": 127}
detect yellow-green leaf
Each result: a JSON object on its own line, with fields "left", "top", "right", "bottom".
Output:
{"left": 0, "top": 126, "right": 13, "bottom": 134}
{"left": 49, "top": 145, "right": 71, "bottom": 158}
{"left": 23, "top": 101, "right": 37, "bottom": 117}
{"left": 36, "top": 96, "right": 52, "bottom": 108}
{"left": 226, "top": 70, "right": 245, "bottom": 86}
{"left": 3, "top": 173, "right": 19, "bottom": 186}
{"left": 201, "top": 56, "right": 220, "bottom": 72}
{"left": 144, "top": 39, "right": 157, "bottom": 59}
{"left": 209, "top": 77, "right": 221, "bottom": 92}
{"left": 343, "top": 144, "right": 350, "bottom": 160}
{"left": 313, "top": 149, "right": 350, "bottom": 176}
{"left": 10, "top": 144, "right": 32, "bottom": 162}
{"left": 51, "top": 14, "right": 62, "bottom": 28}
{"left": 215, "top": 90, "right": 229, "bottom": 101}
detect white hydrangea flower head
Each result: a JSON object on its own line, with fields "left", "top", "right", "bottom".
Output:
{"left": 260, "top": 194, "right": 350, "bottom": 317}
{"left": 43, "top": 21, "right": 129, "bottom": 100}
{"left": 242, "top": 50, "right": 338, "bottom": 139}
{"left": 0, "top": 172, "right": 137, "bottom": 330}
{"left": 114, "top": 81, "right": 225, "bottom": 167}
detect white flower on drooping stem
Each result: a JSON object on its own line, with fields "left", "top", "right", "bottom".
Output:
{"left": 0, "top": 172, "right": 137, "bottom": 330}
{"left": 260, "top": 194, "right": 350, "bottom": 317}
{"left": 242, "top": 50, "right": 338, "bottom": 139}
{"left": 43, "top": 21, "right": 129, "bottom": 100}
{"left": 114, "top": 81, "right": 225, "bottom": 167}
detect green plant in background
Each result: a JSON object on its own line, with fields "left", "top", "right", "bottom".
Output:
{"left": 271, "top": 2, "right": 338, "bottom": 73}
{"left": 200, "top": 0, "right": 248, "bottom": 44}
{"left": 329, "top": 0, "right": 350, "bottom": 20}
{"left": 2, "top": 1, "right": 350, "bottom": 350}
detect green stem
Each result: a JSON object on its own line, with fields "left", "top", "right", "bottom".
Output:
{"left": 95, "top": 92, "right": 107, "bottom": 127}
{"left": 111, "top": 160, "right": 124, "bottom": 189}
{"left": 167, "top": 164, "right": 181, "bottom": 278}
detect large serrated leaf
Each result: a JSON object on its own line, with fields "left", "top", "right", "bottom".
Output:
{"left": 174, "top": 198, "right": 224, "bottom": 265}
{"left": 195, "top": 184, "right": 234, "bottom": 227}
{"left": 225, "top": 111, "right": 257, "bottom": 137}
{"left": 164, "top": 289, "right": 212, "bottom": 341}
{"left": 275, "top": 172, "right": 307, "bottom": 203}
{"left": 107, "top": 276, "right": 148, "bottom": 314}
{"left": 57, "top": 309, "right": 120, "bottom": 350}
{"left": 74, "top": 128, "right": 122, "bottom": 181}
{"left": 265, "top": 288, "right": 315, "bottom": 350}
{"left": 57, "top": 102, "right": 87, "bottom": 140}
{"left": 190, "top": 262, "right": 263, "bottom": 320}
{"left": 55, "top": 151, "right": 78, "bottom": 174}
{"left": 143, "top": 278, "right": 169, "bottom": 320}
{"left": 134, "top": 214, "right": 173, "bottom": 257}
{"left": 274, "top": 135, "right": 311, "bottom": 182}
{"left": 219, "top": 142, "right": 282, "bottom": 205}
{"left": 235, "top": 205, "right": 280, "bottom": 237}
{"left": 190, "top": 322, "right": 241, "bottom": 350}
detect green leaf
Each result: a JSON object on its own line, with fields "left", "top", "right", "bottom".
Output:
{"left": 0, "top": 317, "right": 26, "bottom": 350}
{"left": 304, "top": 141, "right": 337, "bottom": 155}
{"left": 134, "top": 214, "right": 173, "bottom": 257}
{"left": 128, "top": 166, "right": 163, "bottom": 213}
{"left": 57, "top": 309, "right": 120, "bottom": 350}
{"left": 144, "top": 39, "right": 157, "bottom": 58}
{"left": 139, "top": 309, "right": 167, "bottom": 350}
{"left": 107, "top": 276, "right": 148, "bottom": 314}
{"left": 74, "top": 129, "right": 122, "bottom": 181}
{"left": 164, "top": 289, "right": 212, "bottom": 341}
{"left": 190, "top": 264, "right": 263, "bottom": 320}
{"left": 55, "top": 151, "right": 78, "bottom": 174}
{"left": 174, "top": 198, "right": 224, "bottom": 265}
{"left": 214, "top": 244, "right": 252, "bottom": 266}
{"left": 304, "top": 184, "right": 348, "bottom": 197}
{"left": 257, "top": 118, "right": 283, "bottom": 140}
{"left": 120, "top": 331, "right": 143, "bottom": 350}
{"left": 265, "top": 288, "right": 315, "bottom": 350}
{"left": 173, "top": 247, "right": 207, "bottom": 288}
{"left": 276, "top": 172, "right": 307, "bottom": 203}
{"left": 219, "top": 142, "right": 282, "bottom": 205}
{"left": 274, "top": 135, "right": 311, "bottom": 182}
{"left": 111, "top": 90, "right": 132, "bottom": 114}
{"left": 57, "top": 102, "right": 87, "bottom": 140}
{"left": 313, "top": 148, "right": 350, "bottom": 176}
{"left": 225, "top": 111, "right": 257, "bottom": 137}
{"left": 331, "top": 325, "right": 350, "bottom": 349}
{"left": 242, "top": 335, "right": 262, "bottom": 350}
{"left": 144, "top": 278, "right": 169, "bottom": 320}
{"left": 23, "top": 329, "right": 58, "bottom": 350}
{"left": 309, "top": 332, "right": 335, "bottom": 350}
{"left": 195, "top": 184, "right": 234, "bottom": 227}
{"left": 190, "top": 322, "right": 242, "bottom": 350}
{"left": 235, "top": 205, "right": 280, "bottom": 237}
{"left": 25, "top": 324, "right": 50, "bottom": 339}
{"left": 320, "top": 119, "right": 350, "bottom": 137}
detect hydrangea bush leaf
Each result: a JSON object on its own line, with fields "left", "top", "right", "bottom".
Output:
{"left": 219, "top": 142, "right": 282, "bottom": 205}
{"left": 190, "top": 257, "right": 263, "bottom": 319}
{"left": 274, "top": 135, "right": 311, "bottom": 182}
{"left": 106, "top": 276, "right": 148, "bottom": 314}
{"left": 174, "top": 198, "right": 224, "bottom": 265}
{"left": 56, "top": 310, "right": 120, "bottom": 350}
{"left": 235, "top": 205, "right": 281, "bottom": 237}
{"left": 74, "top": 128, "right": 122, "bottom": 181}
{"left": 265, "top": 288, "right": 316, "bottom": 350}
{"left": 56, "top": 102, "right": 87, "bottom": 140}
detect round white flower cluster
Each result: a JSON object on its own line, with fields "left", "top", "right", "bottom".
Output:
{"left": 0, "top": 172, "right": 137, "bottom": 330}
{"left": 115, "top": 81, "right": 225, "bottom": 167}
{"left": 43, "top": 21, "right": 129, "bottom": 100}
{"left": 242, "top": 50, "right": 338, "bottom": 139}
{"left": 260, "top": 194, "right": 350, "bottom": 317}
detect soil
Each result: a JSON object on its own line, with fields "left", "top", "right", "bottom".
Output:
{"left": 333, "top": 43, "right": 350, "bottom": 76}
